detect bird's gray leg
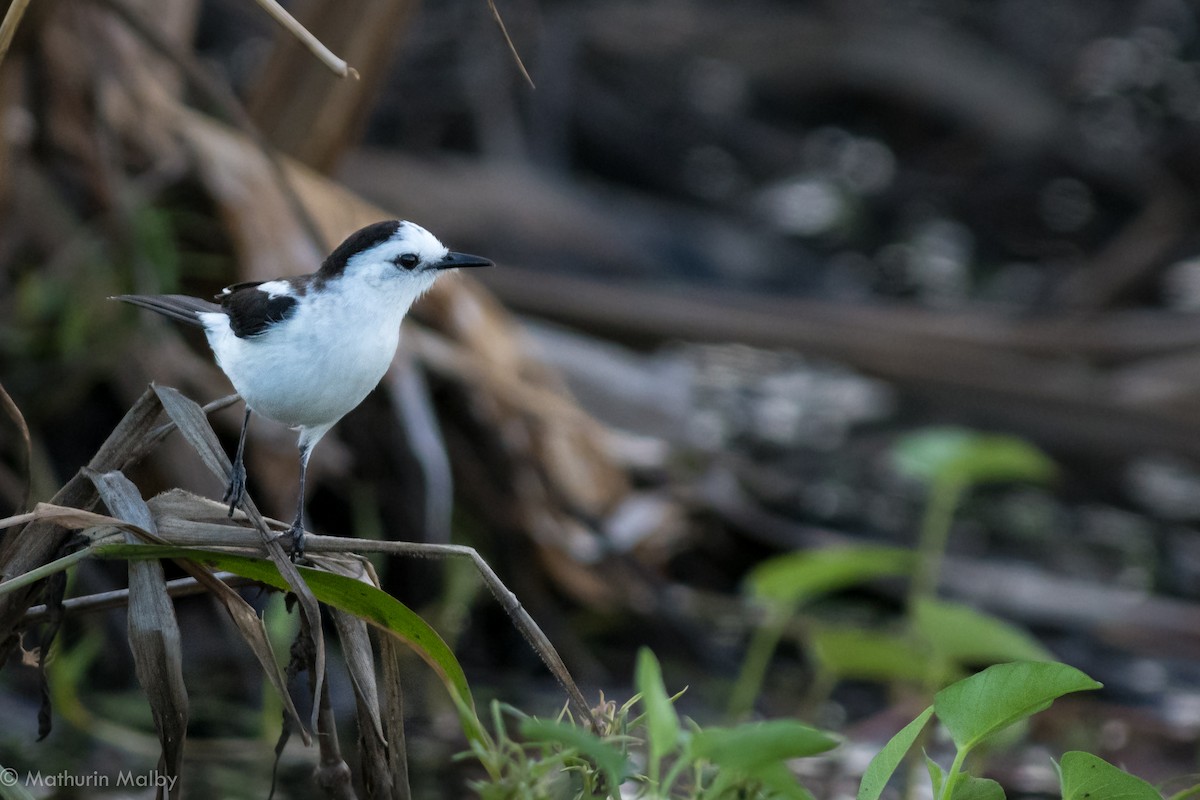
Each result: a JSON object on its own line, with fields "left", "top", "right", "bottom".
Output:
{"left": 284, "top": 442, "right": 312, "bottom": 560}
{"left": 223, "top": 406, "right": 252, "bottom": 516}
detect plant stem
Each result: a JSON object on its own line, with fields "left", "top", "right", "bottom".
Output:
{"left": 727, "top": 604, "right": 792, "bottom": 719}
{"left": 907, "top": 477, "right": 964, "bottom": 612}
{"left": 0, "top": 547, "right": 92, "bottom": 597}
{"left": 938, "top": 747, "right": 970, "bottom": 800}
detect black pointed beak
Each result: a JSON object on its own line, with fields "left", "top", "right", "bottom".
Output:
{"left": 437, "top": 251, "right": 494, "bottom": 270}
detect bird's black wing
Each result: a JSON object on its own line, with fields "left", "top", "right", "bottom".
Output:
{"left": 219, "top": 283, "right": 300, "bottom": 339}
{"left": 113, "top": 294, "right": 220, "bottom": 328}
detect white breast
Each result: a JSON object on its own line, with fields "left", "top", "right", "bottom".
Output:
{"left": 199, "top": 285, "right": 410, "bottom": 432}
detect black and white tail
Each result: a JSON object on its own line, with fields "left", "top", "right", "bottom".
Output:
{"left": 112, "top": 294, "right": 221, "bottom": 328}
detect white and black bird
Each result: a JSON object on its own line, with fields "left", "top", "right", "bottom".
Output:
{"left": 115, "top": 220, "right": 493, "bottom": 556}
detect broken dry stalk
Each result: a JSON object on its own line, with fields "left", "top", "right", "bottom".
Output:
{"left": 250, "top": 0, "right": 360, "bottom": 79}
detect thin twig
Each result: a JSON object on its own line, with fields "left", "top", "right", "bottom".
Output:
{"left": 326, "top": 539, "right": 598, "bottom": 724}
{"left": 0, "top": 0, "right": 31, "bottom": 72}
{"left": 101, "top": 502, "right": 597, "bottom": 726}
{"left": 147, "top": 517, "right": 597, "bottom": 726}
{"left": 21, "top": 572, "right": 254, "bottom": 625}
{"left": 0, "top": 382, "right": 32, "bottom": 512}
{"left": 487, "top": 0, "right": 535, "bottom": 89}
{"left": 250, "top": 0, "right": 360, "bottom": 80}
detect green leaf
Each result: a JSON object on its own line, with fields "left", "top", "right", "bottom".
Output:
{"left": 953, "top": 775, "right": 1006, "bottom": 800}
{"left": 934, "top": 662, "right": 1101, "bottom": 752}
{"left": 856, "top": 706, "right": 934, "bottom": 800}
{"left": 635, "top": 648, "right": 681, "bottom": 766}
{"left": 705, "top": 760, "right": 817, "bottom": 800}
{"left": 520, "top": 717, "right": 630, "bottom": 789}
{"left": 927, "top": 755, "right": 948, "bottom": 798}
{"left": 811, "top": 626, "right": 932, "bottom": 684}
{"left": 746, "top": 546, "right": 914, "bottom": 607}
{"left": 926, "top": 756, "right": 1005, "bottom": 800}
{"left": 893, "top": 428, "right": 978, "bottom": 483}
{"left": 689, "top": 720, "right": 839, "bottom": 770}
{"left": 1166, "top": 784, "right": 1200, "bottom": 800}
{"left": 95, "top": 543, "right": 484, "bottom": 742}
{"left": 915, "top": 599, "right": 1054, "bottom": 666}
{"left": 1060, "top": 752, "right": 1162, "bottom": 800}
{"left": 892, "top": 428, "right": 1056, "bottom": 488}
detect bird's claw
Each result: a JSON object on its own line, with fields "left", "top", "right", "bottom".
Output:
{"left": 222, "top": 461, "right": 247, "bottom": 517}
{"left": 277, "top": 521, "right": 306, "bottom": 562}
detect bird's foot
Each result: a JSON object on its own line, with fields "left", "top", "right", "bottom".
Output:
{"left": 222, "top": 461, "right": 247, "bottom": 517}
{"left": 277, "top": 520, "right": 306, "bottom": 562}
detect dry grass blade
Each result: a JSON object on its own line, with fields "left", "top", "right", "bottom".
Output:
{"left": 378, "top": 636, "right": 411, "bottom": 800}
{"left": 331, "top": 609, "right": 386, "bottom": 742}
{"left": 312, "top": 676, "right": 356, "bottom": 799}
{"left": 144, "top": 491, "right": 309, "bottom": 743}
{"left": 0, "top": 388, "right": 238, "bottom": 644}
{"left": 0, "top": 502, "right": 146, "bottom": 534}
{"left": 89, "top": 470, "right": 187, "bottom": 796}
{"left": 0, "top": 381, "right": 31, "bottom": 512}
{"left": 306, "top": 536, "right": 597, "bottom": 727}
{"left": 250, "top": 0, "right": 359, "bottom": 79}
{"left": 0, "top": 386, "right": 161, "bottom": 655}
{"left": 149, "top": 384, "right": 327, "bottom": 735}
{"left": 0, "top": 502, "right": 161, "bottom": 599}
{"left": 487, "top": 0, "right": 535, "bottom": 88}
{"left": 151, "top": 385, "right": 240, "bottom": 489}
{"left": 330, "top": 609, "right": 396, "bottom": 798}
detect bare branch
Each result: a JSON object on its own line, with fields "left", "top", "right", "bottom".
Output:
{"left": 250, "top": 0, "right": 360, "bottom": 80}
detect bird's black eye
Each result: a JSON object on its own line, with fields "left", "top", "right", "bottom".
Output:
{"left": 394, "top": 253, "right": 420, "bottom": 270}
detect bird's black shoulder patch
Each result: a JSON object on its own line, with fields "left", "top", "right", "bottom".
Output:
{"left": 316, "top": 220, "right": 401, "bottom": 283}
{"left": 219, "top": 284, "right": 300, "bottom": 338}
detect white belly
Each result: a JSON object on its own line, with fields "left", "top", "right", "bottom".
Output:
{"left": 200, "top": 300, "right": 402, "bottom": 431}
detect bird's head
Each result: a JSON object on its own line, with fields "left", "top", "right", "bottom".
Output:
{"left": 317, "top": 220, "right": 493, "bottom": 298}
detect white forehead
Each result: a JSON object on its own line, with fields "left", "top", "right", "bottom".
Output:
{"left": 345, "top": 221, "right": 449, "bottom": 271}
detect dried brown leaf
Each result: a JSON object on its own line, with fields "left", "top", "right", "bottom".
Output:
{"left": 378, "top": 635, "right": 411, "bottom": 800}
{"left": 0, "top": 503, "right": 141, "bottom": 535}
{"left": 149, "top": 384, "right": 326, "bottom": 735}
{"left": 89, "top": 470, "right": 187, "bottom": 795}
{"left": 331, "top": 609, "right": 394, "bottom": 798}
{"left": 141, "top": 490, "right": 308, "bottom": 738}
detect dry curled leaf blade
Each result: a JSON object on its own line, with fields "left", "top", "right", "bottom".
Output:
{"left": 145, "top": 490, "right": 309, "bottom": 742}
{"left": 88, "top": 469, "right": 187, "bottom": 796}
{"left": 0, "top": 503, "right": 145, "bottom": 535}
{"left": 149, "top": 384, "right": 326, "bottom": 736}
{"left": 378, "top": 635, "right": 411, "bottom": 800}
{"left": 330, "top": 608, "right": 397, "bottom": 798}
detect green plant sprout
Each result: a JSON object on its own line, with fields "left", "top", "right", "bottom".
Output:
{"left": 891, "top": 427, "right": 1057, "bottom": 610}
{"left": 858, "top": 661, "right": 1112, "bottom": 800}
{"left": 465, "top": 648, "right": 838, "bottom": 799}
{"left": 732, "top": 427, "right": 1059, "bottom": 715}
{"left": 463, "top": 656, "right": 1164, "bottom": 800}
